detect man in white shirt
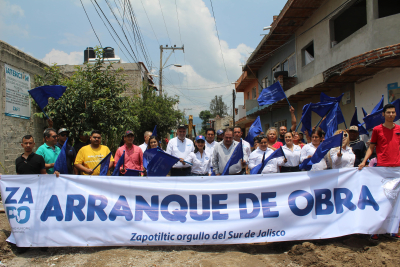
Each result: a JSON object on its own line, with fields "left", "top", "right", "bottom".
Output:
{"left": 233, "top": 126, "right": 251, "bottom": 174}
{"left": 166, "top": 125, "right": 194, "bottom": 176}
{"left": 139, "top": 131, "right": 152, "bottom": 153}
{"left": 205, "top": 128, "right": 216, "bottom": 157}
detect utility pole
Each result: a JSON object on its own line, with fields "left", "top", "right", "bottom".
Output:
{"left": 232, "top": 89, "right": 236, "bottom": 127}
{"left": 159, "top": 45, "right": 184, "bottom": 95}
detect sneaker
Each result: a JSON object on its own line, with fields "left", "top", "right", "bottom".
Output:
{"left": 388, "top": 233, "right": 400, "bottom": 239}
{"left": 370, "top": 234, "right": 379, "bottom": 240}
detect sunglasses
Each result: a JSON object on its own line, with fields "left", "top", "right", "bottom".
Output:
{"left": 59, "top": 133, "right": 69, "bottom": 137}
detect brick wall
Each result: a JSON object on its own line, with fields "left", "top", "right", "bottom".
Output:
{"left": 0, "top": 40, "right": 48, "bottom": 174}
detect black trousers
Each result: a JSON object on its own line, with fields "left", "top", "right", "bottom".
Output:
{"left": 171, "top": 167, "right": 192, "bottom": 176}
{"left": 281, "top": 166, "right": 300, "bottom": 173}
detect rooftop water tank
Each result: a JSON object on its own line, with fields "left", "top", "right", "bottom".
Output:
{"left": 84, "top": 47, "right": 95, "bottom": 63}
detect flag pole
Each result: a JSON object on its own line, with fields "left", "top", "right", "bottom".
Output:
{"left": 340, "top": 132, "right": 343, "bottom": 155}
{"left": 123, "top": 150, "right": 125, "bottom": 170}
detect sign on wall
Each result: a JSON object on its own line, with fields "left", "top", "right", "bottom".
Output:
{"left": 4, "top": 64, "right": 30, "bottom": 119}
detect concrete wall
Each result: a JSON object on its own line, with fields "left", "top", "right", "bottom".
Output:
{"left": 257, "top": 35, "right": 296, "bottom": 91}
{"left": 59, "top": 62, "right": 146, "bottom": 98}
{"left": 0, "top": 40, "right": 48, "bottom": 174}
{"left": 295, "top": 0, "right": 400, "bottom": 84}
{"left": 259, "top": 103, "right": 298, "bottom": 133}
{"left": 355, "top": 68, "right": 400, "bottom": 119}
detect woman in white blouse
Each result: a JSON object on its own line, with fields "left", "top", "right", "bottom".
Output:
{"left": 281, "top": 132, "right": 302, "bottom": 172}
{"left": 249, "top": 135, "right": 284, "bottom": 174}
{"left": 185, "top": 135, "right": 211, "bottom": 176}
{"left": 300, "top": 129, "right": 327, "bottom": 171}
{"left": 329, "top": 130, "right": 355, "bottom": 169}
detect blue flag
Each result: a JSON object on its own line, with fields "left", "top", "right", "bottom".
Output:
{"left": 320, "top": 103, "right": 346, "bottom": 139}
{"left": 257, "top": 82, "right": 287, "bottom": 106}
{"left": 250, "top": 152, "right": 265, "bottom": 175}
{"left": 244, "top": 116, "right": 262, "bottom": 147}
{"left": 125, "top": 169, "right": 142, "bottom": 176}
{"left": 350, "top": 107, "right": 369, "bottom": 135}
{"left": 99, "top": 152, "right": 112, "bottom": 176}
{"left": 54, "top": 138, "right": 69, "bottom": 174}
{"left": 221, "top": 140, "right": 244, "bottom": 175}
{"left": 28, "top": 85, "right": 67, "bottom": 110}
{"left": 320, "top": 92, "right": 344, "bottom": 103}
{"left": 299, "top": 133, "right": 343, "bottom": 170}
{"left": 300, "top": 104, "right": 313, "bottom": 134}
{"left": 250, "top": 147, "right": 285, "bottom": 175}
{"left": 147, "top": 149, "right": 180, "bottom": 176}
{"left": 112, "top": 151, "right": 125, "bottom": 176}
{"left": 298, "top": 102, "right": 336, "bottom": 134}
{"left": 362, "top": 107, "right": 368, "bottom": 117}
{"left": 363, "top": 99, "right": 400, "bottom": 130}
{"left": 152, "top": 125, "right": 157, "bottom": 137}
{"left": 371, "top": 95, "right": 384, "bottom": 114}
{"left": 143, "top": 148, "right": 159, "bottom": 169}
{"left": 309, "top": 102, "right": 336, "bottom": 118}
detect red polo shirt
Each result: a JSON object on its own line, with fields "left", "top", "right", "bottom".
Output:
{"left": 370, "top": 124, "right": 400, "bottom": 167}
{"left": 114, "top": 144, "right": 143, "bottom": 171}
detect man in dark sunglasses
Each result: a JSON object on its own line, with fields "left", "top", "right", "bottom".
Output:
{"left": 36, "top": 128, "right": 61, "bottom": 174}
{"left": 55, "top": 128, "right": 78, "bottom": 174}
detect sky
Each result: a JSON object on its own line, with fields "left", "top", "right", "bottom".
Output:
{"left": 1, "top": 0, "right": 287, "bottom": 117}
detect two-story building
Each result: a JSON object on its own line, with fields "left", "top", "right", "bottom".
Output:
{"left": 235, "top": 0, "right": 400, "bottom": 134}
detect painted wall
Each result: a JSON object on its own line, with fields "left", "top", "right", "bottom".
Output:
{"left": 295, "top": 0, "right": 400, "bottom": 84}
{"left": 355, "top": 68, "right": 400, "bottom": 119}
{"left": 260, "top": 103, "right": 298, "bottom": 133}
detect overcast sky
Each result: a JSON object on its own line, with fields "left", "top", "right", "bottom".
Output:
{"left": 1, "top": 0, "right": 287, "bottom": 117}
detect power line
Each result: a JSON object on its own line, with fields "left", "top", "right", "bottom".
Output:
{"left": 209, "top": 0, "right": 230, "bottom": 83}
{"left": 158, "top": 0, "right": 173, "bottom": 45}
{"left": 139, "top": 0, "right": 161, "bottom": 46}
{"left": 79, "top": 0, "right": 102, "bottom": 47}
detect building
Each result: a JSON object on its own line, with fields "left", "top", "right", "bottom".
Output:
{"left": 235, "top": 0, "right": 400, "bottom": 135}
{"left": 0, "top": 40, "right": 48, "bottom": 174}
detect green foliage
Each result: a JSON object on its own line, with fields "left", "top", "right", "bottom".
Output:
{"left": 199, "top": 110, "right": 212, "bottom": 132}
{"left": 131, "top": 84, "right": 185, "bottom": 144}
{"left": 210, "top": 95, "right": 228, "bottom": 117}
{"left": 34, "top": 47, "right": 138, "bottom": 152}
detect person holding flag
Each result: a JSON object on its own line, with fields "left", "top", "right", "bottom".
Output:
{"left": 212, "top": 128, "right": 248, "bottom": 175}
{"left": 147, "top": 136, "right": 161, "bottom": 150}
{"left": 74, "top": 130, "right": 114, "bottom": 175}
{"left": 185, "top": 135, "right": 212, "bottom": 176}
{"left": 328, "top": 130, "right": 355, "bottom": 169}
{"left": 166, "top": 125, "right": 194, "bottom": 176}
{"left": 300, "top": 129, "right": 327, "bottom": 171}
{"left": 114, "top": 130, "right": 143, "bottom": 175}
{"left": 55, "top": 128, "right": 77, "bottom": 174}
{"left": 280, "top": 132, "right": 302, "bottom": 172}
{"left": 249, "top": 135, "right": 284, "bottom": 174}
{"left": 277, "top": 106, "right": 297, "bottom": 145}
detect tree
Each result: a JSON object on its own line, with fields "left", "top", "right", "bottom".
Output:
{"left": 209, "top": 95, "right": 228, "bottom": 117}
{"left": 199, "top": 110, "right": 212, "bottom": 132}
{"left": 131, "top": 84, "right": 185, "bottom": 144}
{"left": 34, "top": 48, "right": 138, "bottom": 152}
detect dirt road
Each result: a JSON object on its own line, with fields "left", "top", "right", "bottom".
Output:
{"left": 0, "top": 214, "right": 399, "bottom": 266}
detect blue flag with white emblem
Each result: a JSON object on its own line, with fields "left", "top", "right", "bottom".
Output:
{"left": 99, "top": 152, "right": 112, "bottom": 176}
{"left": 257, "top": 82, "right": 287, "bottom": 106}
{"left": 363, "top": 99, "right": 400, "bottom": 130}
{"left": 143, "top": 148, "right": 159, "bottom": 169}
{"left": 371, "top": 95, "right": 384, "bottom": 114}
{"left": 320, "top": 103, "right": 346, "bottom": 139}
{"left": 146, "top": 149, "right": 180, "bottom": 176}
{"left": 244, "top": 116, "right": 262, "bottom": 147}
{"left": 320, "top": 92, "right": 344, "bottom": 103}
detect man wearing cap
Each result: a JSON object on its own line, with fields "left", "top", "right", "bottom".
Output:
{"left": 114, "top": 130, "right": 143, "bottom": 175}
{"left": 36, "top": 128, "right": 61, "bottom": 174}
{"left": 216, "top": 129, "right": 224, "bottom": 142}
{"left": 349, "top": 126, "right": 366, "bottom": 167}
{"left": 166, "top": 125, "right": 194, "bottom": 176}
{"left": 55, "top": 128, "right": 78, "bottom": 174}
{"left": 139, "top": 131, "right": 153, "bottom": 153}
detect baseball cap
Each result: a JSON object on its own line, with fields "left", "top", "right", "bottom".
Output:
{"left": 216, "top": 129, "right": 224, "bottom": 135}
{"left": 58, "top": 128, "right": 70, "bottom": 135}
{"left": 124, "top": 130, "right": 134, "bottom": 136}
{"left": 349, "top": 126, "right": 358, "bottom": 131}
{"left": 195, "top": 135, "right": 205, "bottom": 141}
{"left": 177, "top": 124, "right": 186, "bottom": 129}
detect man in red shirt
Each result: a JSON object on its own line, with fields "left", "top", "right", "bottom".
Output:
{"left": 114, "top": 130, "right": 144, "bottom": 175}
{"left": 358, "top": 103, "right": 400, "bottom": 240}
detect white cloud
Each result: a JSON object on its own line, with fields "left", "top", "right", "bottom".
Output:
{"left": 0, "top": 0, "right": 24, "bottom": 17}
{"left": 0, "top": 0, "right": 28, "bottom": 39}
{"left": 42, "top": 49, "right": 83, "bottom": 65}
{"left": 59, "top": 32, "right": 92, "bottom": 47}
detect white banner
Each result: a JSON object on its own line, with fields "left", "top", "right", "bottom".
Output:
{"left": 1, "top": 167, "right": 400, "bottom": 247}
{"left": 4, "top": 64, "right": 30, "bottom": 119}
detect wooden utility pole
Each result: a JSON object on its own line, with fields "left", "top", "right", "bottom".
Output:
{"left": 159, "top": 45, "right": 184, "bottom": 95}
{"left": 188, "top": 115, "right": 194, "bottom": 139}
{"left": 232, "top": 89, "right": 236, "bottom": 127}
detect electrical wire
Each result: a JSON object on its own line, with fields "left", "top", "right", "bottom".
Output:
{"left": 80, "top": 0, "right": 102, "bottom": 47}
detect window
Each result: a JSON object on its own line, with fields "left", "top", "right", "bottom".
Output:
{"left": 272, "top": 64, "right": 280, "bottom": 81}
{"left": 332, "top": 0, "right": 367, "bottom": 44}
{"left": 378, "top": 0, "right": 400, "bottom": 18}
{"left": 274, "top": 120, "right": 287, "bottom": 129}
{"left": 302, "top": 42, "right": 314, "bottom": 66}
{"left": 288, "top": 54, "right": 296, "bottom": 76}
{"left": 261, "top": 76, "right": 269, "bottom": 89}
{"left": 252, "top": 87, "right": 257, "bottom": 99}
